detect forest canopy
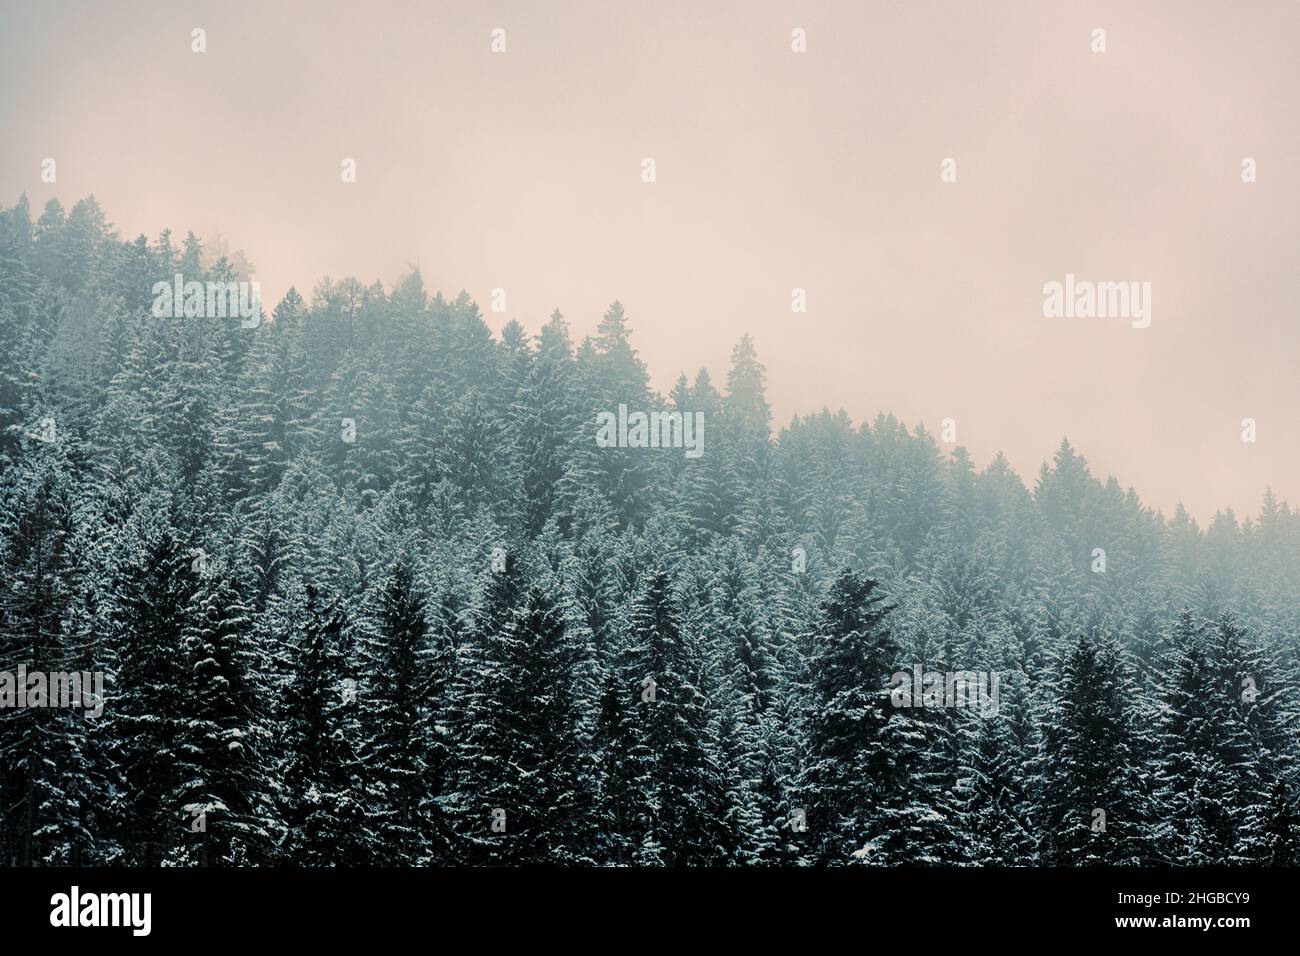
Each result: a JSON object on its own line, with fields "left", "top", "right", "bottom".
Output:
{"left": 0, "top": 194, "right": 1297, "bottom": 866}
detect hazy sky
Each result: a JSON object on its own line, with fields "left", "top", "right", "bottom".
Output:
{"left": 2, "top": 0, "right": 1297, "bottom": 522}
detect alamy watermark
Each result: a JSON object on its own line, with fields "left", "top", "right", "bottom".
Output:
{"left": 151, "top": 273, "right": 263, "bottom": 328}
{"left": 0, "top": 666, "right": 105, "bottom": 718}
{"left": 50, "top": 886, "right": 150, "bottom": 936}
{"left": 1042, "top": 273, "right": 1151, "bottom": 329}
{"left": 595, "top": 404, "right": 704, "bottom": 459}
{"left": 890, "top": 665, "right": 1000, "bottom": 718}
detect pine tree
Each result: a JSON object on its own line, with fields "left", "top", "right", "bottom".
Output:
{"left": 448, "top": 555, "right": 595, "bottom": 864}
{"left": 356, "top": 560, "right": 433, "bottom": 863}
{"left": 1261, "top": 779, "right": 1298, "bottom": 866}
{"left": 0, "top": 445, "right": 110, "bottom": 865}
{"left": 278, "top": 595, "right": 369, "bottom": 865}
{"left": 170, "top": 571, "right": 275, "bottom": 864}
{"left": 798, "top": 570, "right": 915, "bottom": 864}
{"left": 1150, "top": 615, "right": 1263, "bottom": 864}
{"left": 614, "top": 569, "right": 726, "bottom": 865}
{"left": 108, "top": 498, "right": 200, "bottom": 865}
{"left": 1036, "top": 635, "right": 1151, "bottom": 865}
{"left": 959, "top": 671, "right": 1036, "bottom": 864}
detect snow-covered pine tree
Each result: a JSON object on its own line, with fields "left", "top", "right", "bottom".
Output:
{"left": 277, "top": 593, "right": 369, "bottom": 865}
{"left": 356, "top": 559, "right": 434, "bottom": 863}
{"left": 170, "top": 570, "right": 276, "bottom": 864}
{"left": 798, "top": 570, "right": 916, "bottom": 864}
{"left": 612, "top": 569, "right": 725, "bottom": 865}
{"left": 107, "top": 496, "right": 201, "bottom": 865}
{"left": 1036, "top": 634, "right": 1151, "bottom": 865}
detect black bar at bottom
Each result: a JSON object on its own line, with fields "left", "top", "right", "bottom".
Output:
{"left": 0, "top": 865, "right": 1283, "bottom": 941}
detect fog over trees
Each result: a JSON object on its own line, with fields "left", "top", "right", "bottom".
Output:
{"left": 1, "top": 195, "right": 1297, "bottom": 865}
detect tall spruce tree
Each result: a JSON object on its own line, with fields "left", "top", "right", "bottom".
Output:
{"left": 1036, "top": 635, "right": 1151, "bottom": 865}
{"left": 799, "top": 570, "right": 915, "bottom": 864}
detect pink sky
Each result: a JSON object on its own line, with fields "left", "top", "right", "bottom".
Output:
{"left": 2, "top": 0, "right": 1297, "bottom": 522}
